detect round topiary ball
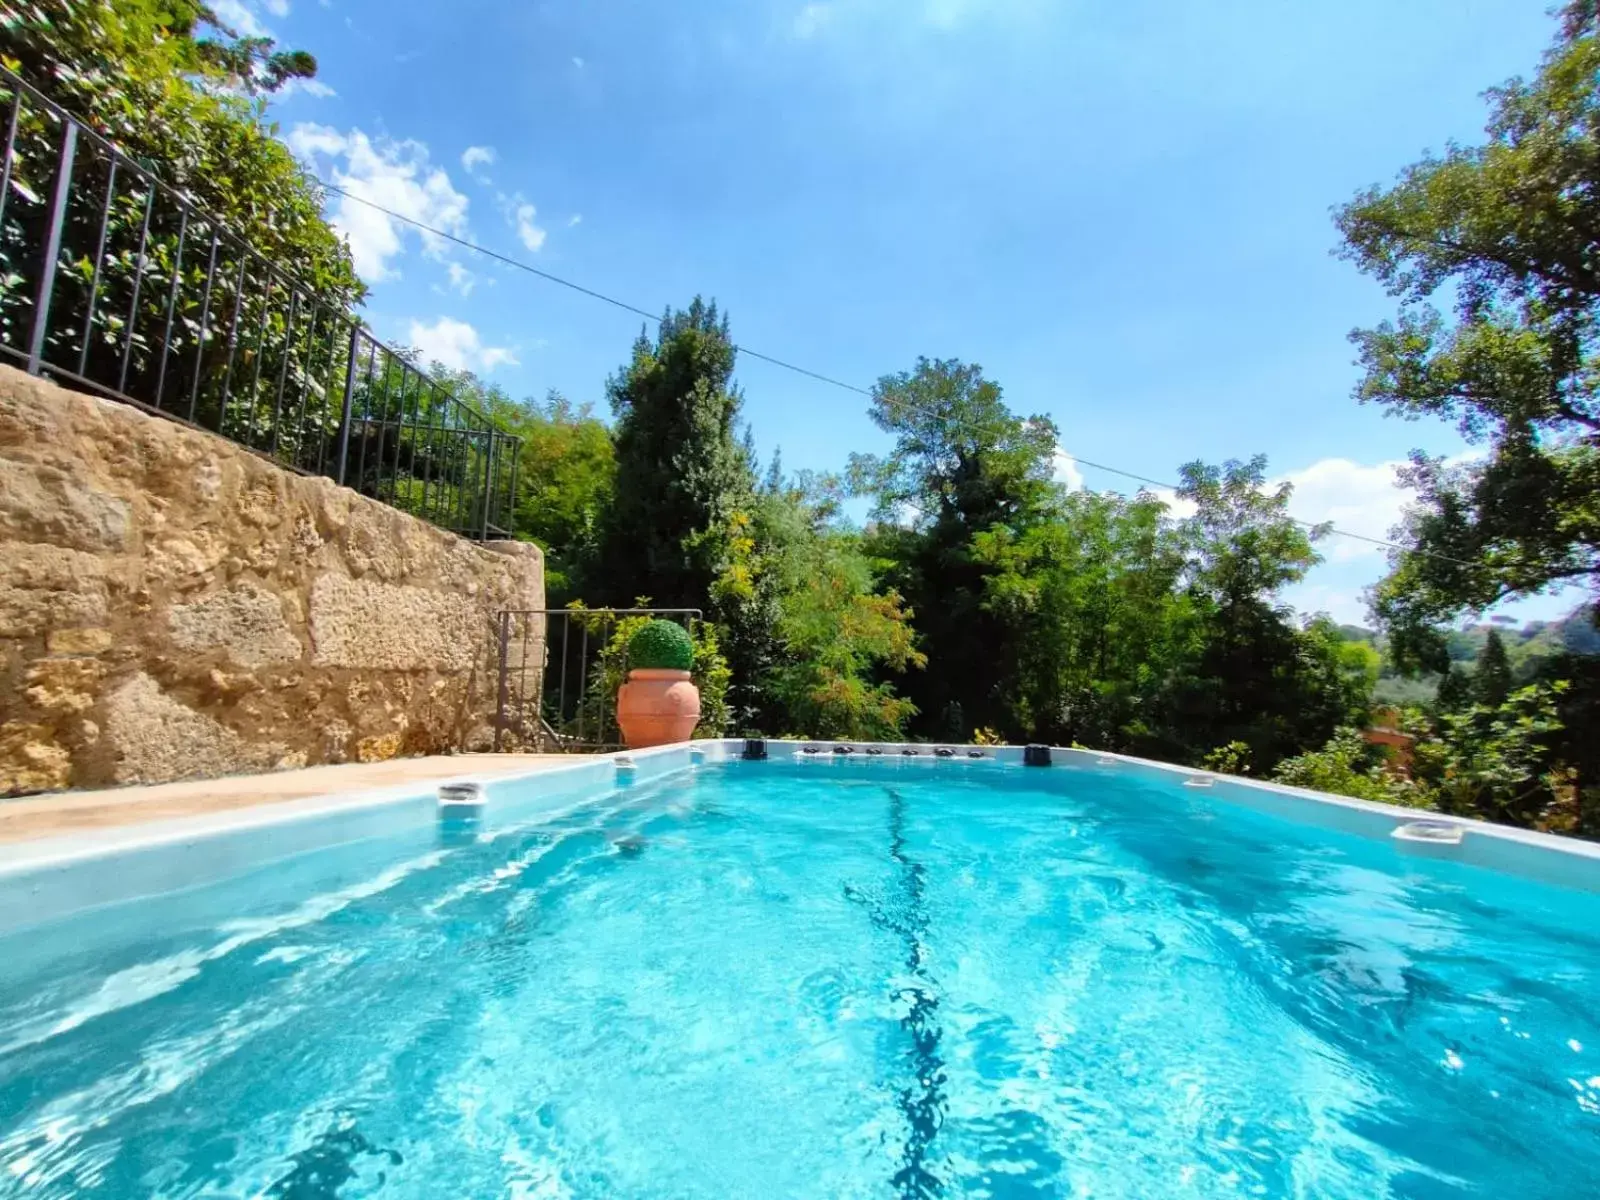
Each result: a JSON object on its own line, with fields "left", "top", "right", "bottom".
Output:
{"left": 627, "top": 619, "right": 695, "bottom": 671}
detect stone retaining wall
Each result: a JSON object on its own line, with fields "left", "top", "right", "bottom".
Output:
{"left": 0, "top": 366, "right": 544, "bottom": 793}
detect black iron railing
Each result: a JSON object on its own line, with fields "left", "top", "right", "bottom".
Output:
{"left": 0, "top": 66, "right": 519, "bottom": 539}
{"left": 495, "top": 608, "right": 703, "bottom": 751}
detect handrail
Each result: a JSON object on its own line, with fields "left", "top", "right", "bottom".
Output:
{"left": 0, "top": 64, "right": 521, "bottom": 539}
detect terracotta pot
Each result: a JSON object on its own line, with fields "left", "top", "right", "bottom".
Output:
{"left": 616, "top": 668, "right": 701, "bottom": 748}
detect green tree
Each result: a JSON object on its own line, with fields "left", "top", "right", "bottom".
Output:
{"left": 1, "top": 1, "right": 361, "bottom": 460}
{"left": 593, "top": 299, "right": 782, "bottom": 724}
{"left": 1336, "top": 1, "right": 1600, "bottom": 669}
{"left": 1436, "top": 662, "right": 1474, "bottom": 713}
{"left": 596, "top": 298, "right": 753, "bottom": 607}
{"left": 851, "top": 357, "right": 1060, "bottom": 738}
{"left": 1414, "top": 682, "right": 1567, "bottom": 826}
{"left": 1474, "top": 627, "right": 1513, "bottom": 708}
{"left": 1160, "top": 457, "right": 1371, "bottom": 768}
{"left": 973, "top": 489, "right": 1194, "bottom": 748}
{"left": 759, "top": 471, "right": 924, "bottom": 739}
{"left": 428, "top": 367, "right": 615, "bottom": 602}
{"left": 1533, "top": 644, "right": 1600, "bottom": 834}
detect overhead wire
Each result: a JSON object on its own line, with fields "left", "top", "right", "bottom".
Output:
{"left": 317, "top": 178, "right": 1472, "bottom": 567}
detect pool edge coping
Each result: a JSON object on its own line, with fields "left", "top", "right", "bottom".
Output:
{"left": 1, "top": 738, "right": 1595, "bottom": 933}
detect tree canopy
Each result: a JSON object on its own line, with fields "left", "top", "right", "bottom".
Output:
{"left": 2, "top": 0, "right": 360, "bottom": 307}
{"left": 1336, "top": 0, "right": 1600, "bottom": 668}
{"left": 595, "top": 298, "right": 753, "bottom": 611}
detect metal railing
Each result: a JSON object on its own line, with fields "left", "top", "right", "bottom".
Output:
{"left": 495, "top": 608, "right": 703, "bottom": 752}
{"left": 0, "top": 66, "right": 519, "bottom": 539}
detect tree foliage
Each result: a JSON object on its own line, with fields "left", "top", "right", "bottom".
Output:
{"left": 1156, "top": 458, "right": 1369, "bottom": 766}
{"left": 597, "top": 298, "right": 753, "bottom": 609}
{"left": 429, "top": 366, "right": 614, "bottom": 602}
{"left": 1328, "top": 0, "right": 1600, "bottom": 824}
{"left": 852, "top": 357, "right": 1061, "bottom": 737}
{"left": 1272, "top": 728, "right": 1423, "bottom": 807}
{"left": 1337, "top": 1, "right": 1600, "bottom": 668}
{"left": 761, "top": 474, "right": 924, "bottom": 740}
{"left": 1415, "top": 682, "right": 1568, "bottom": 826}
{"left": 845, "top": 366, "right": 1373, "bottom": 771}
{"left": 974, "top": 489, "right": 1192, "bottom": 749}
{"left": 1, "top": 0, "right": 359, "bottom": 305}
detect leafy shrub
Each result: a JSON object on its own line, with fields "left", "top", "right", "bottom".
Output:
{"left": 688, "top": 622, "right": 732, "bottom": 736}
{"left": 1271, "top": 728, "right": 1426, "bottom": 807}
{"left": 1201, "top": 741, "right": 1253, "bottom": 775}
{"left": 627, "top": 619, "right": 695, "bottom": 671}
{"left": 1413, "top": 682, "right": 1567, "bottom": 826}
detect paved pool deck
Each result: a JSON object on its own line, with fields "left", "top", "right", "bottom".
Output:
{"left": 0, "top": 754, "right": 595, "bottom": 844}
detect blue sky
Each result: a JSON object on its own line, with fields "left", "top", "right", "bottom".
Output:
{"left": 228, "top": 0, "right": 1579, "bottom": 627}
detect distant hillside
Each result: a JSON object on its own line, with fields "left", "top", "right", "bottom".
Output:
{"left": 1332, "top": 605, "right": 1598, "bottom": 706}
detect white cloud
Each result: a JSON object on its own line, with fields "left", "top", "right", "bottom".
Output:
{"left": 407, "top": 317, "right": 517, "bottom": 373}
{"left": 445, "top": 262, "right": 475, "bottom": 297}
{"left": 276, "top": 78, "right": 336, "bottom": 101}
{"left": 212, "top": 0, "right": 269, "bottom": 37}
{"left": 1274, "top": 458, "right": 1410, "bottom": 563}
{"left": 288, "top": 124, "right": 469, "bottom": 282}
{"left": 1272, "top": 458, "right": 1439, "bottom": 624}
{"left": 1148, "top": 486, "right": 1198, "bottom": 520}
{"left": 792, "top": 2, "right": 834, "bottom": 37}
{"left": 460, "top": 145, "right": 496, "bottom": 183}
{"left": 1052, "top": 449, "right": 1084, "bottom": 492}
{"left": 262, "top": 0, "right": 291, "bottom": 16}
{"left": 513, "top": 202, "right": 547, "bottom": 252}
{"left": 1281, "top": 580, "right": 1372, "bottom": 627}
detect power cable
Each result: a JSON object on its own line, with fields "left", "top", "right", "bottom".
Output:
{"left": 317, "top": 178, "right": 1473, "bottom": 567}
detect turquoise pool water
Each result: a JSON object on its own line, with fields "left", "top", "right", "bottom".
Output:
{"left": 1, "top": 759, "right": 1598, "bottom": 1197}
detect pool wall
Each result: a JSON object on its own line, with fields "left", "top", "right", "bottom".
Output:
{"left": 3, "top": 737, "right": 1597, "bottom": 936}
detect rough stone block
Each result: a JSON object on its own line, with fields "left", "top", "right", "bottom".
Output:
{"left": 145, "top": 532, "right": 229, "bottom": 586}
{"left": 0, "top": 544, "right": 110, "bottom": 636}
{"left": 169, "top": 582, "right": 302, "bottom": 666}
{"left": 0, "top": 460, "right": 131, "bottom": 552}
{"left": 0, "top": 366, "right": 546, "bottom": 791}
{"left": 355, "top": 731, "right": 403, "bottom": 762}
{"left": 46, "top": 628, "right": 114, "bottom": 655}
{"left": 104, "top": 672, "right": 262, "bottom": 784}
{"left": 0, "top": 721, "right": 71, "bottom": 795}
{"left": 24, "top": 657, "right": 103, "bottom": 713}
{"left": 309, "top": 575, "right": 478, "bottom": 671}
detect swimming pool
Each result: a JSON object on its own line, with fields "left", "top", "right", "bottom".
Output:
{"left": 1, "top": 748, "right": 1598, "bottom": 1197}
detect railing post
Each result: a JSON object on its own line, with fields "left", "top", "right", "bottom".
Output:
{"left": 494, "top": 610, "right": 512, "bottom": 752}
{"left": 479, "top": 430, "right": 496, "bottom": 541}
{"left": 26, "top": 121, "right": 77, "bottom": 375}
{"left": 335, "top": 323, "right": 360, "bottom": 485}
{"left": 505, "top": 438, "right": 521, "bottom": 540}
